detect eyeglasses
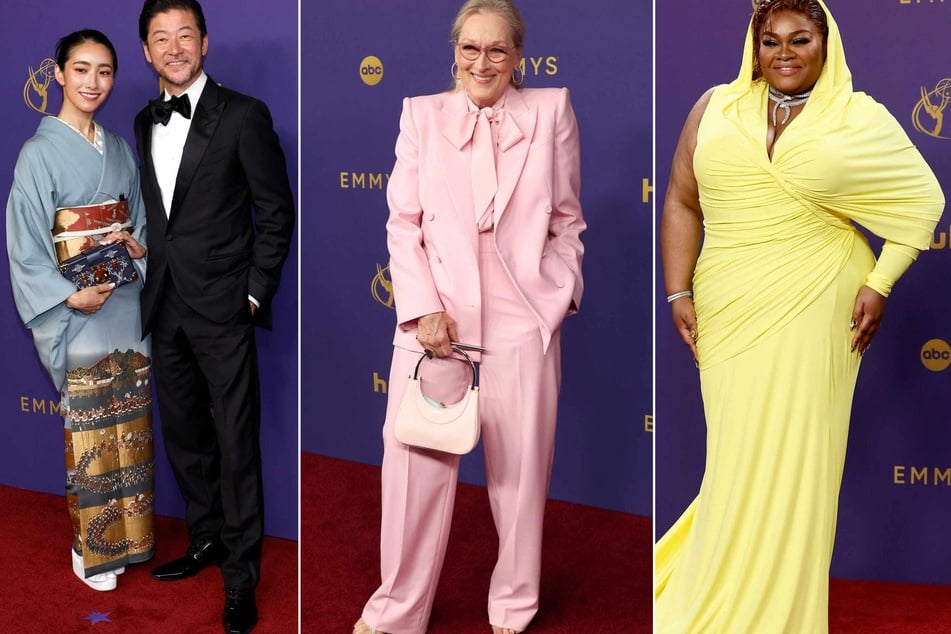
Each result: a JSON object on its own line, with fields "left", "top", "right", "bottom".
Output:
{"left": 455, "top": 41, "right": 514, "bottom": 63}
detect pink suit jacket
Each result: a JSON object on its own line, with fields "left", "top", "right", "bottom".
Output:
{"left": 386, "top": 85, "right": 585, "bottom": 357}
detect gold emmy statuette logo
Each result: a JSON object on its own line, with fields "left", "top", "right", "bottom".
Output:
{"left": 912, "top": 78, "right": 951, "bottom": 140}
{"left": 920, "top": 338, "right": 951, "bottom": 372}
{"left": 360, "top": 55, "right": 384, "bottom": 86}
{"left": 24, "top": 58, "right": 59, "bottom": 115}
{"left": 371, "top": 262, "right": 394, "bottom": 309}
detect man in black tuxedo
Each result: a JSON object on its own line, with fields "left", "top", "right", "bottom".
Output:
{"left": 133, "top": 1, "right": 294, "bottom": 632}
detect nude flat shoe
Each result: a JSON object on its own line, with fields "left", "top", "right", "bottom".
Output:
{"left": 71, "top": 549, "right": 117, "bottom": 591}
{"left": 353, "top": 617, "right": 384, "bottom": 634}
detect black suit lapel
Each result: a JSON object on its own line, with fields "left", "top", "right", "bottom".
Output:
{"left": 135, "top": 110, "right": 168, "bottom": 230}
{"left": 170, "top": 79, "right": 225, "bottom": 220}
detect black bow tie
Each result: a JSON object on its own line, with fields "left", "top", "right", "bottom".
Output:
{"left": 149, "top": 93, "right": 191, "bottom": 126}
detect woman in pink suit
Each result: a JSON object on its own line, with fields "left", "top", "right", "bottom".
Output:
{"left": 353, "top": 1, "right": 584, "bottom": 633}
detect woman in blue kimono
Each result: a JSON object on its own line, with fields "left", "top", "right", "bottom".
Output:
{"left": 6, "top": 30, "right": 153, "bottom": 592}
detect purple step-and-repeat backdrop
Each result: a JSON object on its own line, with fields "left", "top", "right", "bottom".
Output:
{"left": 0, "top": 0, "right": 298, "bottom": 540}
{"left": 656, "top": 1, "right": 950, "bottom": 583}
{"left": 301, "top": 0, "right": 653, "bottom": 516}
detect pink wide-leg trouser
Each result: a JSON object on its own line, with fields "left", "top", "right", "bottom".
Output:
{"left": 362, "top": 234, "right": 562, "bottom": 633}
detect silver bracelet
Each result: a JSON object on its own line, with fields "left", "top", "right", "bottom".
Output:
{"left": 666, "top": 290, "right": 693, "bottom": 303}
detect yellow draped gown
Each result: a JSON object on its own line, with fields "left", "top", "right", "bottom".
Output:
{"left": 655, "top": 3, "right": 945, "bottom": 632}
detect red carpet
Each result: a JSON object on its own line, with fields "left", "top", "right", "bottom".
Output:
{"left": 5, "top": 455, "right": 951, "bottom": 632}
{"left": 302, "top": 453, "right": 951, "bottom": 633}
{"left": 301, "top": 453, "right": 652, "bottom": 632}
{"left": 830, "top": 578, "right": 951, "bottom": 633}
{"left": 0, "top": 485, "right": 296, "bottom": 633}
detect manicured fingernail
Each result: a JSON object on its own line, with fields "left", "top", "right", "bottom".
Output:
{"left": 849, "top": 319, "right": 856, "bottom": 330}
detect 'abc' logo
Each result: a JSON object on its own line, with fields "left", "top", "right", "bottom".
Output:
{"left": 920, "top": 338, "right": 951, "bottom": 372}
{"left": 360, "top": 55, "right": 383, "bottom": 86}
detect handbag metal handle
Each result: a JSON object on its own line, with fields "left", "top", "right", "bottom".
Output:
{"left": 413, "top": 343, "right": 479, "bottom": 390}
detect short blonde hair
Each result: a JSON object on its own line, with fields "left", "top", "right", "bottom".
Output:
{"left": 449, "top": 0, "right": 525, "bottom": 51}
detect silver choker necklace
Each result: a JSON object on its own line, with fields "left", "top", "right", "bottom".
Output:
{"left": 768, "top": 86, "right": 812, "bottom": 126}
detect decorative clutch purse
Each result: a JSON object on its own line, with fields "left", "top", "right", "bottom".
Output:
{"left": 52, "top": 198, "right": 138, "bottom": 289}
{"left": 394, "top": 344, "right": 481, "bottom": 455}
{"left": 58, "top": 241, "right": 138, "bottom": 289}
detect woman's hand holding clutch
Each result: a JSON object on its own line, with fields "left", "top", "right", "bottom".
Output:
{"left": 66, "top": 283, "right": 115, "bottom": 314}
{"left": 102, "top": 230, "right": 146, "bottom": 259}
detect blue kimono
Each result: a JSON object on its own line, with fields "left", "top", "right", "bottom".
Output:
{"left": 6, "top": 117, "right": 154, "bottom": 577}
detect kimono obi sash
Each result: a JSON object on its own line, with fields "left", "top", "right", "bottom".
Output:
{"left": 51, "top": 198, "right": 132, "bottom": 264}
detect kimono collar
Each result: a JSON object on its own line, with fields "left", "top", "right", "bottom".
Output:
{"left": 50, "top": 117, "right": 103, "bottom": 154}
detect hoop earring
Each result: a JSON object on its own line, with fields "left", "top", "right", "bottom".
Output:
{"left": 512, "top": 67, "right": 524, "bottom": 87}
{"left": 450, "top": 62, "right": 460, "bottom": 81}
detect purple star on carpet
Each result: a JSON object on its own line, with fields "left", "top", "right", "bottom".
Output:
{"left": 84, "top": 610, "right": 111, "bottom": 625}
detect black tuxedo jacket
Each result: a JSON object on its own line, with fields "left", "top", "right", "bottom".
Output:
{"left": 134, "top": 78, "right": 294, "bottom": 334}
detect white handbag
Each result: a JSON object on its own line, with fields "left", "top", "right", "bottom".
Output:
{"left": 394, "top": 345, "right": 480, "bottom": 455}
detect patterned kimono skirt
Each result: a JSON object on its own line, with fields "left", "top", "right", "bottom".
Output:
{"left": 53, "top": 202, "right": 155, "bottom": 577}
{"left": 62, "top": 280, "right": 155, "bottom": 577}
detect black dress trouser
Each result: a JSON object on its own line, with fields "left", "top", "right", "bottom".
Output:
{"left": 150, "top": 277, "right": 263, "bottom": 589}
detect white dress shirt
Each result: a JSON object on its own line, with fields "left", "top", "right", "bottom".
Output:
{"left": 151, "top": 72, "right": 208, "bottom": 218}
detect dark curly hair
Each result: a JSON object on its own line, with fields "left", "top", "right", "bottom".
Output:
{"left": 753, "top": 0, "right": 828, "bottom": 45}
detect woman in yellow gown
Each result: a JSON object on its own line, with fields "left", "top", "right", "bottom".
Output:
{"left": 655, "top": 0, "right": 944, "bottom": 631}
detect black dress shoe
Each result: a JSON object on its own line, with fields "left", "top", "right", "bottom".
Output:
{"left": 222, "top": 586, "right": 257, "bottom": 634}
{"left": 151, "top": 537, "right": 227, "bottom": 581}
